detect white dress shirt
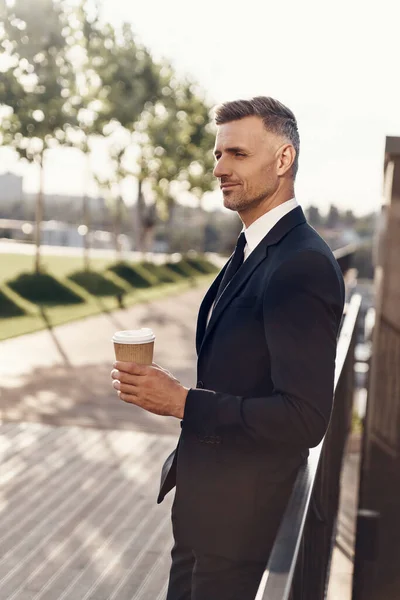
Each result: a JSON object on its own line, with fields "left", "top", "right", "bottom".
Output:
{"left": 207, "top": 198, "right": 299, "bottom": 325}
{"left": 242, "top": 197, "right": 298, "bottom": 261}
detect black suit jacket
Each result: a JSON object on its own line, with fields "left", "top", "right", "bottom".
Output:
{"left": 158, "top": 206, "right": 345, "bottom": 561}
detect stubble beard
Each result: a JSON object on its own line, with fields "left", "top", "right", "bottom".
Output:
{"left": 223, "top": 187, "right": 272, "bottom": 213}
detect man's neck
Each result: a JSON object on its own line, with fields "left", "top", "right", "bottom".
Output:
{"left": 239, "top": 188, "right": 295, "bottom": 228}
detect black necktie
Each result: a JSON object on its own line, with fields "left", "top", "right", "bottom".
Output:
{"left": 214, "top": 232, "right": 246, "bottom": 305}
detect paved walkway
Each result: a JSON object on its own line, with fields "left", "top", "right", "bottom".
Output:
{"left": 0, "top": 283, "right": 205, "bottom": 433}
{"left": 0, "top": 283, "right": 208, "bottom": 600}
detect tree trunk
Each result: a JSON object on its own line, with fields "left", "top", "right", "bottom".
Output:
{"left": 136, "top": 177, "right": 145, "bottom": 253}
{"left": 199, "top": 200, "right": 207, "bottom": 255}
{"left": 114, "top": 193, "right": 122, "bottom": 261}
{"left": 34, "top": 152, "right": 45, "bottom": 274}
{"left": 138, "top": 224, "right": 154, "bottom": 256}
{"left": 167, "top": 200, "right": 176, "bottom": 253}
{"left": 82, "top": 194, "right": 90, "bottom": 271}
{"left": 82, "top": 153, "right": 91, "bottom": 272}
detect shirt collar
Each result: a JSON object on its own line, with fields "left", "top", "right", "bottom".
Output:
{"left": 243, "top": 198, "right": 298, "bottom": 254}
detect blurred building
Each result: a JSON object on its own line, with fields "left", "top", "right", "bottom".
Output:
{"left": 23, "top": 193, "right": 108, "bottom": 226}
{"left": 0, "top": 172, "right": 109, "bottom": 225}
{"left": 0, "top": 172, "right": 24, "bottom": 215}
{"left": 0, "top": 218, "right": 132, "bottom": 251}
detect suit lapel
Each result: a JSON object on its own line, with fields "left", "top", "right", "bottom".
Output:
{"left": 197, "top": 206, "right": 306, "bottom": 355}
{"left": 199, "top": 243, "right": 267, "bottom": 354}
{"left": 196, "top": 262, "right": 229, "bottom": 354}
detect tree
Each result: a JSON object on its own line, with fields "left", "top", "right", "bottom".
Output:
{"left": 93, "top": 128, "right": 133, "bottom": 260}
{"left": 325, "top": 204, "right": 341, "bottom": 229}
{"left": 343, "top": 208, "right": 356, "bottom": 227}
{"left": 136, "top": 74, "right": 216, "bottom": 252}
{"left": 1, "top": 0, "right": 217, "bottom": 262}
{"left": 0, "top": 0, "right": 77, "bottom": 272}
{"left": 354, "top": 211, "right": 377, "bottom": 238}
{"left": 306, "top": 205, "right": 322, "bottom": 228}
{"left": 90, "top": 19, "right": 161, "bottom": 254}
{"left": 62, "top": 1, "right": 118, "bottom": 270}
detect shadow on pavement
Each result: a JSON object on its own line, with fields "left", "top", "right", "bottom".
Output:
{"left": 0, "top": 284, "right": 206, "bottom": 437}
{"left": 39, "top": 306, "right": 73, "bottom": 368}
{"left": 0, "top": 362, "right": 183, "bottom": 436}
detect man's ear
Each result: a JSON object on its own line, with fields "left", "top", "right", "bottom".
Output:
{"left": 277, "top": 144, "right": 296, "bottom": 176}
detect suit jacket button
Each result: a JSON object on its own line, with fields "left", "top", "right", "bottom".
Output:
{"left": 197, "top": 381, "right": 204, "bottom": 389}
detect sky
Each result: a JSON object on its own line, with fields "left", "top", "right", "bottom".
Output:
{"left": 2, "top": 0, "right": 400, "bottom": 216}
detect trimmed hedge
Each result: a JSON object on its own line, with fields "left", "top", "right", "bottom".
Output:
{"left": 68, "top": 270, "right": 125, "bottom": 297}
{"left": 1, "top": 256, "right": 214, "bottom": 321}
{"left": 7, "top": 272, "right": 85, "bottom": 305}
{"left": 165, "top": 259, "right": 200, "bottom": 279}
{"left": 184, "top": 256, "right": 218, "bottom": 274}
{"left": 140, "top": 262, "right": 182, "bottom": 284}
{"left": 0, "top": 287, "right": 26, "bottom": 318}
{"left": 107, "top": 261, "right": 158, "bottom": 288}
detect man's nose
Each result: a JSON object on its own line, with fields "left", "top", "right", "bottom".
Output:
{"left": 213, "top": 157, "right": 231, "bottom": 179}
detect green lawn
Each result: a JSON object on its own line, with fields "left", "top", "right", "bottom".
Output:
{"left": 0, "top": 253, "right": 114, "bottom": 283}
{"left": 0, "top": 252, "right": 215, "bottom": 341}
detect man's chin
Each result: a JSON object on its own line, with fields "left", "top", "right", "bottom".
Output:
{"left": 223, "top": 199, "right": 236, "bottom": 211}
{"left": 223, "top": 193, "right": 243, "bottom": 211}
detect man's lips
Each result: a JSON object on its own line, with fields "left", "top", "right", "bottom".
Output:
{"left": 220, "top": 183, "right": 239, "bottom": 190}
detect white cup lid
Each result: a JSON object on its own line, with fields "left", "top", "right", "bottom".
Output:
{"left": 112, "top": 328, "right": 155, "bottom": 344}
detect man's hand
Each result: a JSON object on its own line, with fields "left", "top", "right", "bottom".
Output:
{"left": 111, "top": 361, "right": 189, "bottom": 419}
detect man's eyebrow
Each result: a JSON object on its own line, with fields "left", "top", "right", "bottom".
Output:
{"left": 214, "top": 146, "right": 248, "bottom": 157}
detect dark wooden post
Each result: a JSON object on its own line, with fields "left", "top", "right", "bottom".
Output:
{"left": 352, "top": 137, "right": 400, "bottom": 600}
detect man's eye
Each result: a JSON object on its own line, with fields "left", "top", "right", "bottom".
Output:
{"left": 235, "top": 152, "right": 245, "bottom": 157}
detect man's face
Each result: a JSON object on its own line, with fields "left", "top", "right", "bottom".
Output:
{"left": 213, "top": 115, "right": 282, "bottom": 215}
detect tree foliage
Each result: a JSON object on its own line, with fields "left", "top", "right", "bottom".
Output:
{"left": 0, "top": 0, "right": 78, "bottom": 271}
{"left": 0, "top": 0, "right": 217, "bottom": 257}
{"left": 137, "top": 73, "right": 215, "bottom": 216}
{"left": 0, "top": 0, "right": 76, "bottom": 159}
{"left": 305, "top": 205, "right": 322, "bottom": 228}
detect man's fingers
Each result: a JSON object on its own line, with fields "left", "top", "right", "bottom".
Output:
{"left": 111, "top": 369, "right": 142, "bottom": 385}
{"left": 117, "top": 391, "right": 166, "bottom": 416}
{"left": 113, "top": 361, "right": 147, "bottom": 375}
{"left": 118, "top": 391, "right": 140, "bottom": 405}
{"left": 113, "top": 381, "right": 139, "bottom": 396}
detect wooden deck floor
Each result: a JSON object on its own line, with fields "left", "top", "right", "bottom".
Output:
{"left": 0, "top": 421, "right": 176, "bottom": 600}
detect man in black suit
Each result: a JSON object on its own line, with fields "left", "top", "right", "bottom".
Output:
{"left": 111, "top": 96, "right": 345, "bottom": 599}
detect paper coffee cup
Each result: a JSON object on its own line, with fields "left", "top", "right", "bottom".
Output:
{"left": 112, "top": 328, "right": 155, "bottom": 364}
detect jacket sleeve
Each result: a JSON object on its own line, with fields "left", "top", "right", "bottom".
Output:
{"left": 182, "top": 250, "right": 345, "bottom": 449}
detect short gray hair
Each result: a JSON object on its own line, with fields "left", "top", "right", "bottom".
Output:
{"left": 214, "top": 96, "right": 300, "bottom": 178}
